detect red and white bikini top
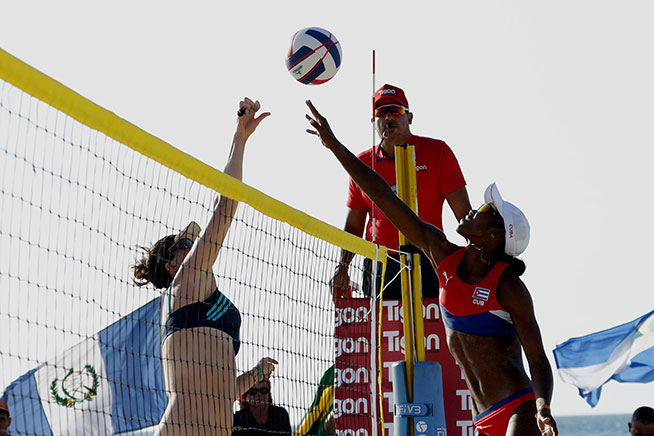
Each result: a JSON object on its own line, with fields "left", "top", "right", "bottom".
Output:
{"left": 438, "top": 247, "right": 516, "bottom": 336}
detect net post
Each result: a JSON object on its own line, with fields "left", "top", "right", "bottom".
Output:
{"left": 370, "top": 245, "right": 379, "bottom": 436}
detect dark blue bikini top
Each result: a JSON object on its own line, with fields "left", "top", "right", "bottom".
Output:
{"left": 163, "top": 287, "right": 241, "bottom": 355}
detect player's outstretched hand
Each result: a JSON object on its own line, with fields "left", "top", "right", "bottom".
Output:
{"left": 236, "top": 97, "right": 270, "bottom": 140}
{"left": 305, "top": 100, "right": 341, "bottom": 151}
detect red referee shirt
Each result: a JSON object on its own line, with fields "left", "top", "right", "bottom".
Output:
{"left": 346, "top": 134, "right": 466, "bottom": 249}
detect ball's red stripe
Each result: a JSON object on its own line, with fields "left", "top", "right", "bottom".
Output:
{"left": 297, "top": 37, "right": 340, "bottom": 82}
{"left": 287, "top": 33, "right": 340, "bottom": 71}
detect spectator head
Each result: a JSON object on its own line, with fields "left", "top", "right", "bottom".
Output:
{"left": 629, "top": 406, "right": 654, "bottom": 436}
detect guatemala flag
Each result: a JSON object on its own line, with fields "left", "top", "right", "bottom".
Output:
{"left": 1, "top": 298, "right": 166, "bottom": 435}
{"left": 553, "top": 309, "right": 654, "bottom": 407}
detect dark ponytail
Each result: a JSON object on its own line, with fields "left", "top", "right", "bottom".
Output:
{"left": 132, "top": 235, "right": 176, "bottom": 289}
{"left": 498, "top": 253, "right": 526, "bottom": 276}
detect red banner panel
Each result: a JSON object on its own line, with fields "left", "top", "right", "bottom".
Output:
{"left": 334, "top": 297, "right": 474, "bottom": 436}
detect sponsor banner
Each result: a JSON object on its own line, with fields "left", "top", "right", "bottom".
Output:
{"left": 335, "top": 297, "right": 473, "bottom": 436}
{"left": 334, "top": 301, "right": 372, "bottom": 436}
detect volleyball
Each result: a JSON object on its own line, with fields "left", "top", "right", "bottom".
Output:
{"left": 285, "top": 27, "right": 342, "bottom": 85}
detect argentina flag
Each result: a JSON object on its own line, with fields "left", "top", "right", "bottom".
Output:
{"left": 1, "top": 298, "right": 166, "bottom": 435}
{"left": 553, "top": 309, "right": 654, "bottom": 407}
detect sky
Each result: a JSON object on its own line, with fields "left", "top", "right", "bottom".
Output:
{"left": 2, "top": 0, "right": 654, "bottom": 417}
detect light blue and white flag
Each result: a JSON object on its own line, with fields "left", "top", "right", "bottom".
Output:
{"left": 553, "top": 309, "right": 654, "bottom": 407}
{"left": 1, "top": 298, "right": 166, "bottom": 435}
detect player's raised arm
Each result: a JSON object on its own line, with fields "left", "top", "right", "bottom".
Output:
{"left": 305, "top": 100, "right": 455, "bottom": 264}
{"left": 192, "top": 97, "right": 270, "bottom": 271}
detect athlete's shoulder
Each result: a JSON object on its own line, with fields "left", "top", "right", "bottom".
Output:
{"left": 496, "top": 267, "right": 530, "bottom": 305}
{"left": 435, "top": 245, "right": 466, "bottom": 270}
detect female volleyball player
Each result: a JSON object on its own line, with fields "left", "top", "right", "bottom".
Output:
{"left": 305, "top": 100, "right": 557, "bottom": 436}
{"left": 133, "top": 97, "right": 276, "bottom": 436}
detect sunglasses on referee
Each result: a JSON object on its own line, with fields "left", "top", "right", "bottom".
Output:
{"left": 374, "top": 105, "right": 409, "bottom": 118}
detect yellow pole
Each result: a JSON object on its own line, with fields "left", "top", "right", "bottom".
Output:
{"left": 411, "top": 252, "right": 426, "bottom": 362}
{"left": 402, "top": 145, "right": 426, "bottom": 363}
{"left": 395, "top": 145, "right": 415, "bottom": 401}
{"left": 394, "top": 144, "right": 427, "bottom": 408}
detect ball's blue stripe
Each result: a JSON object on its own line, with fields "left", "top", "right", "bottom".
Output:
{"left": 306, "top": 28, "right": 330, "bottom": 45}
{"left": 306, "top": 28, "right": 341, "bottom": 67}
{"left": 329, "top": 44, "right": 341, "bottom": 68}
{"left": 286, "top": 45, "right": 314, "bottom": 69}
{"left": 299, "top": 61, "right": 326, "bottom": 84}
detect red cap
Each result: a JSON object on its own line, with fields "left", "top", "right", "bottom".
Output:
{"left": 374, "top": 84, "right": 409, "bottom": 109}
{"left": 0, "top": 400, "right": 8, "bottom": 414}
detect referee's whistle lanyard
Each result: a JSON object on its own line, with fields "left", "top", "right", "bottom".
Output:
{"left": 375, "top": 140, "right": 395, "bottom": 163}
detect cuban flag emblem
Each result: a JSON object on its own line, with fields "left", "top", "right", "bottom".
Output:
{"left": 473, "top": 287, "right": 490, "bottom": 302}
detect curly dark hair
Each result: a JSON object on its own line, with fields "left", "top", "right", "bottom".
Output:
{"left": 132, "top": 234, "right": 177, "bottom": 289}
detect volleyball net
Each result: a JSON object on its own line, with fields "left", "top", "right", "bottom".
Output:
{"left": 0, "top": 48, "right": 387, "bottom": 435}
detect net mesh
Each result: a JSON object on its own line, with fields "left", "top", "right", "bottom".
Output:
{"left": 0, "top": 56, "right": 383, "bottom": 435}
